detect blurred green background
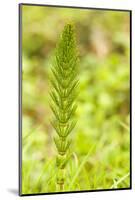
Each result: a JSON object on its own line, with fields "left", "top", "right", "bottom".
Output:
{"left": 22, "top": 5, "right": 130, "bottom": 194}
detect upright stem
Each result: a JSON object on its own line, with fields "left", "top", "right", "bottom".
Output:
{"left": 57, "top": 167, "right": 65, "bottom": 191}
{"left": 50, "top": 23, "right": 79, "bottom": 191}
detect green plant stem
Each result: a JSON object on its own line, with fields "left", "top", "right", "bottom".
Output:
{"left": 50, "top": 23, "right": 78, "bottom": 191}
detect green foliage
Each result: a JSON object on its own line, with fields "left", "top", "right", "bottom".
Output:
{"left": 22, "top": 5, "right": 130, "bottom": 194}
{"left": 50, "top": 23, "right": 79, "bottom": 190}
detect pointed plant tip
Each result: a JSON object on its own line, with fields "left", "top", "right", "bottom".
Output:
{"left": 64, "top": 20, "right": 74, "bottom": 26}
{"left": 64, "top": 21, "right": 75, "bottom": 31}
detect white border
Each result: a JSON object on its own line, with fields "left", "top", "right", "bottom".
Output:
{"left": 0, "top": 1, "right": 134, "bottom": 199}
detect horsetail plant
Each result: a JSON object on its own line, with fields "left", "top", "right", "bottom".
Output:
{"left": 50, "top": 23, "right": 79, "bottom": 191}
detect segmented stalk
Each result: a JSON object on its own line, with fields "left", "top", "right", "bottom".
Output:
{"left": 50, "top": 23, "right": 79, "bottom": 191}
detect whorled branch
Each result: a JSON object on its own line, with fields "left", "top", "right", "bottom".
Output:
{"left": 50, "top": 23, "right": 79, "bottom": 191}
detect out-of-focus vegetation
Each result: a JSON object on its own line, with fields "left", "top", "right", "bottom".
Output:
{"left": 22, "top": 5, "right": 130, "bottom": 194}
